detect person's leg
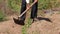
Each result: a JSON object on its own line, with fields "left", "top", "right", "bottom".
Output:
{"left": 20, "top": 0, "right": 26, "bottom": 20}
{"left": 13, "top": 0, "right": 26, "bottom": 25}
{"left": 30, "top": 0, "right": 38, "bottom": 19}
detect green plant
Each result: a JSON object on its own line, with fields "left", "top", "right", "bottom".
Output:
{"left": 0, "top": 0, "right": 1, "bottom": 3}
{"left": 0, "top": 10, "right": 5, "bottom": 22}
{"left": 8, "top": 0, "right": 21, "bottom": 12}
{"left": 22, "top": 26, "right": 27, "bottom": 34}
{"left": 38, "top": 0, "right": 60, "bottom": 10}
{"left": 22, "top": 18, "right": 32, "bottom": 34}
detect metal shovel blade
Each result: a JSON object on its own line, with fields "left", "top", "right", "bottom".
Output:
{"left": 13, "top": 18, "right": 25, "bottom": 25}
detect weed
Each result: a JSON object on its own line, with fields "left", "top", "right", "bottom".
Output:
{"left": 0, "top": 10, "right": 5, "bottom": 22}
{"left": 22, "top": 18, "right": 32, "bottom": 34}
{"left": 8, "top": 0, "right": 21, "bottom": 13}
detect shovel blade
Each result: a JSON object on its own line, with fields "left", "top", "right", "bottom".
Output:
{"left": 13, "top": 18, "right": 25, "bottom": 25}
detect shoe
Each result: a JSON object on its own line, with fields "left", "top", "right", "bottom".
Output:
{"left": 13, "top": 18, "right": 25, "bottom": 25}
{"left": 34, "top": 18, "right": 38, "bottom": 21}
{"left": 32, "top": 18, "right": 38, "bottom": 23}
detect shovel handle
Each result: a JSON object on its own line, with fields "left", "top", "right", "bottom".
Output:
{"left": 18, "top": 2, "right": 36, "bottom": 17}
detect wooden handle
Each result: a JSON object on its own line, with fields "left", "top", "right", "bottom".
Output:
{"left": 18, "top": 2, "right": 35, "bottom": 17}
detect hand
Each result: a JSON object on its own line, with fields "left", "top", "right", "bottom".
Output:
{"left": 26, "top": 3, "right": 30, "bottom": 9}
{"left": 34, "top": 0, "right": 38, "bottom": 3}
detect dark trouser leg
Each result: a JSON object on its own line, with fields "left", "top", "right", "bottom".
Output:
{"left": 13, "top": 0, "right": 26, "bottom": 25}
{"left": 30, "top": 0, "right": 38, "bottom": 19}
{"left": 20, "top": 0, "right": 26, "bottom": 20}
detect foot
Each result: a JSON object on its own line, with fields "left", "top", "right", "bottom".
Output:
{"left": 32, "top": 18, "right": 38, "bottom": 23}
{"left": 13, "top": 18, "right": 25, "bottom": 25}
{"left": 34, "top": 18, "right": 38, "bottom": 21}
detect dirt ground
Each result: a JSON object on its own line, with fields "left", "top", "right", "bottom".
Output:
{"left": 0, "top": 11, "right": 60, "bottom": 34}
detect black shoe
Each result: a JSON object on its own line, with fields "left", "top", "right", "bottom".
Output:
{"left": 13, "top": 18, "right": 25, "bottom": 25}
{"left": 32, "top": 18, "right": 38, "bottom": 23}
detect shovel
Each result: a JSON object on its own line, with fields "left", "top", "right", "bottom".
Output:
{"left": 13, "top": 2, "right": 36, "bottom": 25}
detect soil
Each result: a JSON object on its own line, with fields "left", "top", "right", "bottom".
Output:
{"left": 0, "top": 11, "right": 60, "bottom": 34}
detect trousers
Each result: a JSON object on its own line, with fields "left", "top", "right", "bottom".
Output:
{"left": 20, "top": 0, "right": 38, "bottom": 20}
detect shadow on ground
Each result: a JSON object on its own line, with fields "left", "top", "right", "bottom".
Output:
{"left": 37, "top": 17, "right": 52, "bottom": 22}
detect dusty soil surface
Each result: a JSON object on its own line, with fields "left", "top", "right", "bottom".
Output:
{"left": 0, "top": 11, "right": 60, "bottom": 34}
{"left": 0, "top": 16, "right": 22, "bottom": 34}
{"left": 27, "top": 13, "right": 60, "bottom": 34}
